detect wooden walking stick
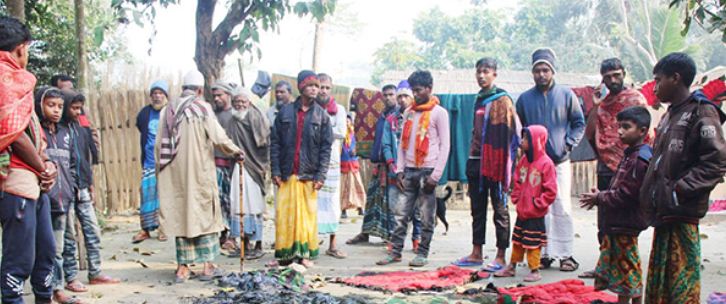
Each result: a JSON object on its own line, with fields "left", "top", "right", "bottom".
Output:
{"left": 238, "top": 160, "right": 245, "bottom": 272}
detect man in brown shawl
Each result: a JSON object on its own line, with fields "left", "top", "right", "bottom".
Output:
{"left": 228, "top": 87, "right": 270, "bottom": 259}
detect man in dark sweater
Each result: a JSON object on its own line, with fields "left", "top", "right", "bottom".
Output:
{"left": 515, "top": 48, "right": 585, "bottom": 272}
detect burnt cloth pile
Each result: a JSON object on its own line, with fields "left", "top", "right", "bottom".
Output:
{"left": 340, "top": 266, "right": 479, "bottom": 293}
{"left": 189, "top": 268, "right": 371, "bottom": 304}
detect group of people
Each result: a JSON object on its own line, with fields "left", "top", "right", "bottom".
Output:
{"left": 3, "top": 13, "right": 726, "bottom": 304}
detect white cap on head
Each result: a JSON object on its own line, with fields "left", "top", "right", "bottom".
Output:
{"left": 235, "top": 86, "right": 253, "bottom": 100}
{"left": 183, "top": 70, "right": 205, "bottom": 87}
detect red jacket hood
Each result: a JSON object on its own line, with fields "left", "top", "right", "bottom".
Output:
{"left": 524, "top": 125, "right": 548, "bottom": 163}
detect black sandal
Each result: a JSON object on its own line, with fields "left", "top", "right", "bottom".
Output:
{"left": 559, "top": 257, "right": 580, "bottom": 272}
{"left": 540, "top": 257, "right": 555, "bottom": 269}
{"left": 346, "top": 233, "right": 369, "bottom": 245}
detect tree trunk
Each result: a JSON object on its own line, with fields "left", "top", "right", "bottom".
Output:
{"left": 74, "top": 0, "right": 88, "bottom": 91}
{"left": 194, "top": 0, "right": 224, "bottom": 101}
{"left": 7, "top": 0, "right": 25, "bottom": 22}
{"left": 312, "top": 22, "right": 324, "bottom": 71}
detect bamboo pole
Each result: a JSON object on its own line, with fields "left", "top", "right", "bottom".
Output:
{"left": 238, "top": 161, "right": 245, "bottom": 272}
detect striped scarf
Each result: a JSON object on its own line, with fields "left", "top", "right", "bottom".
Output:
{"left": 158, "top": 91, "right": 209, "bottom": 171}
{"left": 401, "top": 96, "right": 439, "bottom": 167}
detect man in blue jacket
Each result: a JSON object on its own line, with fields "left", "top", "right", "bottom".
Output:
{"left": 515, "top": 48, "right": 585, "bottom": 272}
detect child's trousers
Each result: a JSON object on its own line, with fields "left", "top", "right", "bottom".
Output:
{"left": 511, "top": 244, "right": 541, "bottom": 270}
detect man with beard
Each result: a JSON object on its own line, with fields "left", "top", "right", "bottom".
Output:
{"left": 133, "top": 80, "right": 170, "bottom": 243}
{"left": 515, "top": 48, "right": 585, "bottom": 272}
{"left": 228, "top": 87, "right": 270, "bottom": 260}
{"left": 211, "top": 81, "right": 243, "bottom": 253}
{"left": 267, "top": 81, "right": 293, "bottom": 126}
{"left": 316, "top": 73, "right": 348, "bottom": 259}
{"left": 580, "top": 58, "right": 646, "bottom": 279}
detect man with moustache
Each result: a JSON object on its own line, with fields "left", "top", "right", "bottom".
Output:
{"left": 515, "top": 48, "right": 585, "bottom": 272}
{"left": 580, "top": 58, "right": 646, "bottom": 278}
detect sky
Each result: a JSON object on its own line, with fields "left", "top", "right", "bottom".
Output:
{"left": 123, "top": 0, "right": 519, "bottom": 88}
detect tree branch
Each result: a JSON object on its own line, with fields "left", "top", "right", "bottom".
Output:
{"left": 212, "top": 0, "right": 255, "bottom": 52}
{"left": 642, "top": 0, "right": 657, "bottom": 58}
{"left": 619, "top": 0, "right": 657, "bottom": 65}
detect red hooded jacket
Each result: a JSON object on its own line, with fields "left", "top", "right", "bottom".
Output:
{"left": 511, "top": 125, "right": 558, "bottom": 219}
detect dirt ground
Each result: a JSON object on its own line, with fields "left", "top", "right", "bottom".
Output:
{"left": 20, "top": 202, "right": 726, "bottom": 304}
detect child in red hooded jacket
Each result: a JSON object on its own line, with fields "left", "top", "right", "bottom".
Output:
{"left": 494, "top": 125, "right": 557, "bottom": 282}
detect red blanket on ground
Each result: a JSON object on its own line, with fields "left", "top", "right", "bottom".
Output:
{"left": 340, "top": 266, "right": 476, "bottom": 292}
{"left": 499, "top": 279, "right": 617, "bottom": 304}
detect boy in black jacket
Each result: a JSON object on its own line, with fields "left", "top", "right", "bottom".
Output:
{"left": 61, "top": 92, "right": 119, "bottom": 295}
{"left": 580, "top": 106, "right": 651, "bottom": 304}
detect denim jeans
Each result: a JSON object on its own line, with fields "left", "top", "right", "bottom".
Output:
{"left": 0, "top": 193, "right": 55, "bottom": 303}
{"left": 62, "top": 188, "right": 102, "bottom": 281}
{"left": 390, "top": 168, "right": 436, "bottom": 258}
{"left": 387, "top": 186, "right": 422, "bottom": 241}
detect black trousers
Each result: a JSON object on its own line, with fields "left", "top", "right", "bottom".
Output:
{"left": 469, "top": 175, "right": 510, "bottom": 249}
{"left": 0, "top": 192, "right": 55, "bottom": 304}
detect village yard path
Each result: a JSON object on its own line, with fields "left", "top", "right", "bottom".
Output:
{"left": 20, "top": 202, "right": 726, "bottom": 303}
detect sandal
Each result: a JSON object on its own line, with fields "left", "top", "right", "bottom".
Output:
{"left": 451, "top": 256, "right": 483, "bottom": 267}
{"left": 131, "top": 230, "right": 150, "bottom": 244}
{"left": 197, "top": 267, "right": 226, "bottom": 282}
{"left": 559, "top": 257, "right": 580, "bottom": 272}
{"left": 325, "top": 249, "right": 347, "bottom": 259}
{"left": 346, "top": 234, "right": 369, "bottom": 245}
{"left": 64, "top": 280, "right": 88, "bottom": 293}
{"left": 245, "top": 249, "right": 266, "bottom": 260}
{"left": 494, "top": 267, "right": 516, "bottom": 277}
{"left": 88, "top": 274, "right": 120, "bottom": 285}
{"left": 524, "top": 272, "right": 542, "bottom": 282}
{"left": 157, "top": 231, "right": 168, "bottom": 242}
{"left": 53, "top": 292, "right": 86, "bottom": 304}
{"left": 540, "top": 257, "right": 555, "bottom": 269}
{"left": 409, "top": 255, "right": 428, "bottom": 267}
{"left": 482, "top": 261, "right": 505, "bottom": 272}
{"left": 376, "top": 255, "right": 401, "bottom": 266}
{"left": 578, "top": 269, "right": 596, "bottom": 279}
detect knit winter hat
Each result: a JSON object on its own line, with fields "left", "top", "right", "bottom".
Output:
{"left": 297, "top": 70, "right": 319, "bottom": 92}
{"left": 532, "top": 48, "right": 557, "bottom": 74}
{"left": 149, "top": 80, "right": 169, "bottom": 97}
{"left": 396, "top": 80, "right": 413, "bottom": 97}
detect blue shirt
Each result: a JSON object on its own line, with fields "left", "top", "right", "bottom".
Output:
{"left": 143, "top": 110, "right": 159, "bottom": 169}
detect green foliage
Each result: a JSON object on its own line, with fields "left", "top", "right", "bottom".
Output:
{"left": 371, "top": 0, "right": 725, "bottom": 85}
{"left": 0, "top": 0, "right": 127, "bottom": 86}
{"left": 670, "top": 0, "right": 726, "bottom": 42}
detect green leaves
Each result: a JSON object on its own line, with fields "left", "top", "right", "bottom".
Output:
{"left": 671, "top": 0, "right": 726, "bottom": 42}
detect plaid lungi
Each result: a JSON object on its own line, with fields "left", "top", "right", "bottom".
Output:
{"left": 139, "top": 167, "right": 160, "bottom": 231}
{"left": 175, "top": 233, "right": 220, "bottom": 264}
